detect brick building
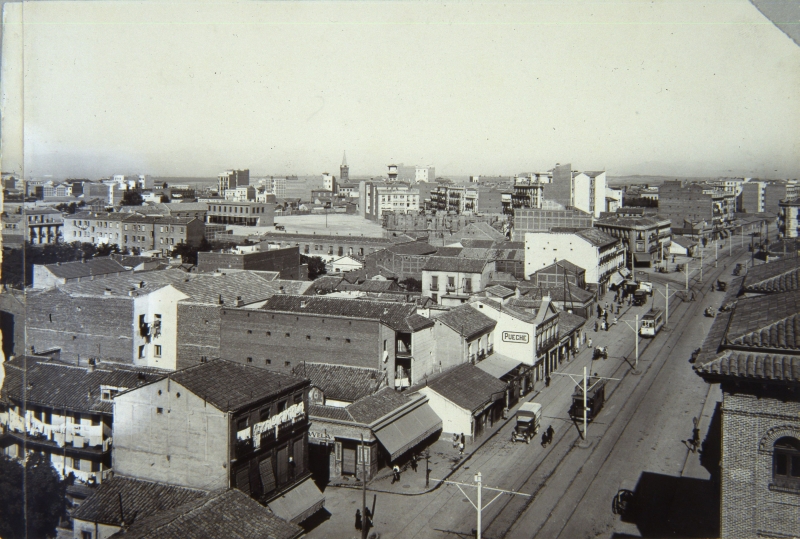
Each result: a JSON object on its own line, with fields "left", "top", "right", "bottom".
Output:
{"left": 364, "top": 240, "right": 440, "bottom": 280}
{"left": 260, "top": 232, "right": 398, "bottom": 260}
{"left": 197, "top": 245, "right": 301, "bottom": 279}
{"left": 511, "top": 208, "right": 593, "bottom": 241}
{"left": 778, "top": 198, "right": 800, "bottom": 238}
{"left": 112, "top": 359, "right": 326, "bottom": 523}
{"left": 694, "top": 288, "right": 800, "bottom": 539}
{"left": 32, "top": 257, "right": 132, "bottom": 289}
{"left": 593, "top": 215, "right": 672, "bottom": 267}
{"left": 219, "top": 295, "right": 436, "bottom": 390}
{"left": 530, "top": 259, "right": 586, "bottom": 288}
{"left": 659, "top": 180, "right": 736, "bottom": 231}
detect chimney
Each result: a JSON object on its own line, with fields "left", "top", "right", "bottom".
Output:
{"left": 138, "top": 281, "right": 145, "bottom": 288}
{"left": 236, "top": 296, "right": 244, "bottom": 307}
{"left": 104, "top": 288, "right": 112, "bottom": 296}
{"left": 515, "top": 288, "right": 521, "bottom": 299}
{"left": 56, "top": 262, "right": 61, "bottom": 266}
{"left": 300, "top": 300, "right": 306, "bottom": 308}
{"left": 218, "top": 294, "right": 224, "bottom": 305}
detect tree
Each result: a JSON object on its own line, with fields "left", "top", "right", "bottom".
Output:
{"left": 121, "top": 190, "right": 143, "bottom": 206}
{"left": 399, "top": 277, "right": 422, "bottom": 292}
{"left": 301, "top": 255, "right": 327, "bottom": 280}
{"left": 0, "top": 454, "right": 66, "bottom": 539}
{"left": 171, "top": 238, "right": 212, "bottom": 265}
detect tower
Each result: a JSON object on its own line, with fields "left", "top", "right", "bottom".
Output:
{"left": 340, "top": 151, "right": 349, "bottom": 182}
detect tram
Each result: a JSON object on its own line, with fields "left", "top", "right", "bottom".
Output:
{"left": 639, "top": 308, "right": 664, "bottom": 337}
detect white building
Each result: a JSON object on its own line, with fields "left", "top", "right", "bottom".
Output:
{"left": 524, "top": 228, "right": 623, "bottom": 295}
{"left": 415, "top": 166, "right": 435, "bottom": 183}
{"left": 421, "top": 257, "right": 495, "bottom": 305}
{"left": 224, "top": 186, "right": 256, "bottom": 202}
{"left": 572, "top": 171, "right": 607, "bottom": 218}
{"left": 358, "top": 181, "right": 420, "bottom": 221}
{"left": 322, "top": 173, "right": 337, "bottom": 193}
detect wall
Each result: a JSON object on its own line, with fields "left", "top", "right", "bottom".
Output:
{"left": 433, "top": 321, "right": 469, "bottom": 371}
{"left": 471, "top": 302, "right": 536, "bottom": 365}
{"left": 26, "top": 292, "right": 134, "bottom": 363}
{"left": 511, "top": 208, "right": 593, "bottom": 241}
{"left": 132, "top": 286, "right": 188, "bottom": 370}
{"left": 72, "top": 520, "right": 120, "bottom": 539}
{"left": 176, "top": 303, "right": 222, "bottom": 369}
{"left": 410, "top": 324, "right": 436, "bottom": 383}
{"left": 218, "top": 308, "right": 397, "bottom": 384}
{"left": 417, "top": 388, "right": 472, "bottom": 440}
{"left": 197, "top": 247, "right": 300, "bottom": 279}
{"left": 659, "top": 181, "right": 713, "bottom": 227}
{"left": 525, "top": 233, "right": 599, "bottom": 283}
{"left": 542, "top": 163, "right": 572, "bottom": 209}
{"left": 113, "top": 378, "right": 230, "bottom": 490}
{"left": 720, "top": 389, "right": 800, "bottom": 539}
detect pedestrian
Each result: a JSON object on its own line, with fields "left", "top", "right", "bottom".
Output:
{"left": 452, "top": 432, "right": 459, "bottom": 448}
{"left": 597, "top": 304, "right": 602, "bottom": 317}
{"left": 594, "top": 320, "right": 599, "bottom": 332}
{"left": 545, "top": 375, "right": 551, "bottom": 387}
{"left": 692, "top": 427, "right": 701, "bottom": 453}
{"left": 616, "top": 304, "right": 620, "bottom": 315}
{"left": 365, "top": 507, "right": 373, "bottom": 530}
{"left": 410, "top": 453, "right": 418, "bottom": 473}
{"left": 458, "top": 441, "right": 465, "bottom": 456}
{"left": 355, "top": 509, "right": 363, "bottom": 531}
{"left": 460, "top": 433, "right": 466, "bottom": 446}
{"left": 605, "top": 302, "right": 609, "bottom": 312}
{"left": 392, "top": 464, "right": 401, "bottom": 484}
{"left": 588, "top": 338, "right": 593, "bottom": 348}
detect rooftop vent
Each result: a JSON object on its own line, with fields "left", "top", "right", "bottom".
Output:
{"left": 104, "top": 288, "right": 112, "bottom": 296}
{"left": 300, "top": 300, "right": 307, "bottom": 308}
{"left": 138, "top": 281, "right": 145, "bottom": 288}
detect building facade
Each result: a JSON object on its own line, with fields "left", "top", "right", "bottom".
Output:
{"left": 778, "top": 198, "right": 800, "bottom": 238}
{"left": 218, "top": 169, "right": 250, "bottom": 193}
{"left": 358, "top": 181, "right": 420, "bottom": 221}
{"left": 511, "top": 208, "right": 593, "bottom": 241}
{"left": 431, "top": 186, "right": 479, "bottom": 214}
{"left": 421, "top": 257, "right": 495, "bottom": 305}
{"left": 23, "top": 208, "right": 63, "bottom": 244}
{"left": 206, "top": 201, "right": 275, "bottom": 227}
{"left": 572, "top": 171, "right": 607, "bottom": 218}
{"left": 593, "top": 215, "right": 672, "bottom": 267}
{"left": 740, "top": 181, "right": 766, "bottom": 214}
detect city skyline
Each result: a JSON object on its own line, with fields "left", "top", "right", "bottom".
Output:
{"left": 2, "top": 1, "right": 799, "bottom": 180}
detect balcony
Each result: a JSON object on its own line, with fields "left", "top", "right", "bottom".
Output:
{"left": 396, "top": 342, "right": 412, "bottom": 357}
{"left": 468, "top": 353, "right": 476, "bottom": 364}
{"left": 429, "top": 283, "right": 439, "bottom": 291}
{"left": 446, "top": 285, "right": 456, "bottom": 293}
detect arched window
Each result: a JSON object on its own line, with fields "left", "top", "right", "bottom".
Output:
{"left": 773, "top": 437, "right": 800, "bottom": 488}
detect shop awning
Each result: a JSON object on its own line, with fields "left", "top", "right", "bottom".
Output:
{"left": 634, "top": 252, "right": 651, "bottom": 263}
{"left": 267, "top": 478, "right": 325, "bottom": 524}
{"left": 373, "top": 403, "right": 442, "bottom": 462}
{"left": 609, "top": 272, "right": 624, "bottom": 287}
{"left": 475, "top": 353, "right": 522, "bottom": 380}
{"left": 619, "top": 267, "right": 632, "bottom": 278}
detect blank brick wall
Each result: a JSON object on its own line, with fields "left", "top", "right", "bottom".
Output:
{"left": 176, "top": 304, "right": 222, "bottom": 369}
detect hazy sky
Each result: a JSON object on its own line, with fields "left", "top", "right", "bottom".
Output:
{"left": 2, "top": 0, "right": 799, "bottom": 179}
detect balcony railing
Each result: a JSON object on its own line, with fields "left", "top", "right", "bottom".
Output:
{"left": 446, "top": 285, "right": 456, "bottom": 293}
{"left": 430, "top": 283, "right": 439, "bottom": 291}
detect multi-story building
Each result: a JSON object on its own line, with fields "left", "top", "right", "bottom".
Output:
{"left": 218, "top": 169, "right": 250, "bottom": 193}
{"left": 502, "top": 176, "right": 545, "bottom": 214}
{"left": 224, "top": 186, "right": 256, "bottom": 202}
{"left": 593, "top": 215, "right": 672, "bottom": 267}
{"left": 84, "top": 181, "right": 124, "bottom": 206}
{"left": 206, "top": 201, "right": 275, "bottom": 227}
{"left": 358, "top": 181, "right": 420, "bottom": 221}
{"left": 219, "top": 295, "right": 437, "bottom": 390}
{"left": 64, "top": 212, "right": 205, "bottom": 254}
{"left": 540, "top": 163, "right": 573, "bottom": 209}
{"left": 524, "top": 228, "right": 623, "bottom": 294}
{"left": 322, "top": 173, "right": 337, "bottom": 193}
{"left": 260, "top": 232, "right": 400, "bottom": 260}
{"left": 530, "top": 259, "right": 586, "bottom": 288}
{"left": 659, "top": 180, "right": 736, "bottom": 231}
{"left": 42, "top": 183, "right": 73, "bottom": 198}
{"left": 421, "top": 257, "right": 495, "bottom": 305}
{"left": 112, "top": 359, "right": 325, "bottom": 522}
{"left": 740, "top": 181, "right": 767, "bottom": 213}
{"left": 572, "top": 171, "right": 607, "bottom": 218}
{"left": 765, "top": 181, "right": 800, "bottom": 215}
{"left": 432, "top": 303, "right": 497, "bottom": 366}
{"left": 694, "top": 285, "right": 800, "bottom": 539}
{"left": 0, "top": 355, "right": 165, "bottom": 485}
{"left": 23, "top": 208, "right": 63, "bottom": 244}
{"left": 511, "top": 208, "right": 593, "bottom": 241}
{"left": 431, "top": 186, "right": 479, "bottom": 214}
{"left": 778, "top": 198, "right": 800, "bottom": 238}
{"left": 415, "top": 166, "right": 435, "bottom": 183}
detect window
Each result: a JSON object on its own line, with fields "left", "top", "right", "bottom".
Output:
{"left": 237, "top": 417, "right": 249, "bottom": 431}
{"left": 260, "top": 407, "right": 271, "bottom": 421}
{"left": 92, "top": 461, "right": 101, "bottom": 472}
{"left": 82, "top": 531, "right": 92, "bottom": 539}
{"left": 266, "top": 331, "right": 271, "bottom": 336}
{"left": 72, "top": 457, "right": 81, "bottom": 470}
{"left": 431, "top": 276, "right": 439, "bottom": 289}
{"left": 285, "top": 332, "right": 290, "bottom": 337}
{"left": 773, "top": 437, "right": 800, "bottom": 488}
{"left": 294, "top": 393, "right": 303, "bottom": 405}
{"left": 139, "top": 345, "right": 146, "bottom": 358}
{"left": 284, "top": 361, "right": 291, "bottom": 367}
{"left": 154, "top": 345, "right": 162, "bottom": 357}
{"left": 91, "top": 415, "right": 100, "bottom": 426}
{"left": 345, "top": 338, "right": 351, "bottom": 344}
{"left": 74, "top": 413, "right": 82, "bottom": 424}
{"left": 277, "top": 400, "right": 287, "bottom": 413}
{"left": 326, "top": 336, "right": 331, "bottom": 341}
{"left": 266, "top": 359, "right": 272, "bottom": 365}
{"left": 247, "top": 330, "right": 252, "bottom": 334}
{"left": 306, "top": 335, "right": 311, "bottom": 340}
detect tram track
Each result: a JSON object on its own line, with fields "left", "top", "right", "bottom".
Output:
{"left": 478, "top": 247, "right": 747, "bottom": 539}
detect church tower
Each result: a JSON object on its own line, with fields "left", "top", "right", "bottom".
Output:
{"left": 340, "top": 151, "right": 349, "bottom": 182}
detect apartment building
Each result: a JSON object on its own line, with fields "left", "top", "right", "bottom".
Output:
{"left": 206, "top": 201, "right": 275, "bottom": 227}
{"left": 572, "top": 171, "right": 607, "bottom": 218}
{"left": 421, "top": 257, "right": 496, "bottom": 305}
{"left": 778, "top": 198, "right": 800, "bottom": 238}
{"left": 593, "top": 215, "right": 672, "bottom": 267}
{"left": 218, "top": 169, "right": 250, "bottom": 193}
{"left": 431, "top": 185, "right": 479, "bottom": 214}
{"left": 740, "top": 181, "right": 767, "bottom": 213}
{"left": 358, "top": 181, "right": 420, "bottom": 221}
{"left": 23, "top": 208, "right": 63, "bottom": 244}
{"left": 0, "top": 355, "right": 165, "bottom": 485}
{"left": 511, "top": 208, "right": 592, "bottom": 241}
{"left": 659, "top": 180, "right": 736, "bottom": 229}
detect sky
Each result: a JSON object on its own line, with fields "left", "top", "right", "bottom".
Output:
{"left": 1, "top": 0, "right": 799, "bottom": 180}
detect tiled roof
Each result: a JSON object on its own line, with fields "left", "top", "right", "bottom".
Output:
{"left": 459, "top": 222, "right": 505, "bottom": 240}
{"left": 346, "top": 387, "right": 412, "bottom": 424}
{"left": 434, "top": 304, "right": 497, "bottom": 338}
{"left": 671, "top": 235, "right": 697, "bottom": 248}
{"left": 1, "top": 356, "right": 166, "bottom": 413}
{"left": 309, "top": 404, "right": 353, "bottom": 422}
{"left": 339, "top": 280, "right": 397, "bottom": 293}
{"left": 434, "top": 247, "right": 465, "bottom": 256}
{"left": 310, "top": 275, "right": 344, "bottom": 292}
{"left": 72, "top": 476, "right": 207, "bottom": 527}
{"left": 387, "top": 242, "right": 439, "bottom": 256}
{"left": 422, "top": 256, "right": 488, "bottom": 273}
{"left": 516, "top": 283, "right": 595, "bottom": 304}
{"left": 42, "top": 257, "right": 130, "bottom": 280}
{"left": 723, "top": 292, "right": 800, "bottom": 351}
{"left": 109, "top": 488, "right": 303, "bottom": 539}
{"left": 742, "top": 257, "right": 800, "bottom": 294}
{"left": 168, "top": 360, "right": 307, "bottom": 413}
{"left": 422, "top": 363, "right": 506, "bottom": 412}
{"left": 472, "top": 298, "right": 538, "bottom": 324}
{"left": 594, "top": 216, "right": 668, "bottom": 229}
{"left": 405, "top": 313, "right": 435, "bottom": 331}
{"left": 536, "top": 259, "right": 585, "bottom": 275}
{"left": 558, "top": 311, "right": 587, "bottom": 338}
{"left": 292, "top": 362, "right": 381, "bottom": 403}
{"left": 459, "top": 239, "right": 496, "bottom": 249}
{"left": 576, "top": 228, "right": 618, "bottom": 248}
{"left": 261, "top": 295, "right": 424, "bottom": 332}
{"left": 695, "top": 350, "right": 800, "bottom": 384}
{"left": 485, "top": 285, "right": 515, "bottom": 299}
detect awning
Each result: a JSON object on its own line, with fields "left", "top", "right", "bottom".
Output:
{"left": 475, "top": 353, "right": 522, "bottom": 380}
{"left": 267, "top": 478, "right": 325, "bottom": 524}
{"left": 608, "top": 272, "right": 624, "bottom": 287}
{"left": 634, "top": 252, "right": 651, "bottom": 263}
{"left": 373, "top": 403, "right": 442, "bottom": 462}
{"left": 619, "top": 267, "right": 632, "bottom": 278}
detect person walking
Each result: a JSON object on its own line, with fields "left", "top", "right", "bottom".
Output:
{"left": 392, "top": 464, "right": 401, "bottom": 484}
{"left": 410, "top": 453, "right": 418, "bottom": 473}
{"left": 452, "top": 432, "right": 459, "bottom": 448}
{"left": 355, "top": 509, "right": 363, "bottom": 531}
{"left": 588, "top": 338, "right": 593, "bottom": 348}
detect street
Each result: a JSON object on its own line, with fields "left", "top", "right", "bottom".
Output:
{"left": 306, "top": 239, "right": 756, "bottom": 539}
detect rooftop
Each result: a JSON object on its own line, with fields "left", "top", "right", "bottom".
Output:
{"left": 422, "top": 256, "right": 488, "bottom": 273}
{"left": 575, "top": 228, "right": 619, "bottom": 248}
{"left": 742, "top": 257, "right": 800, "bottom": 294}
{"left": 292, "top": 362, "right": 382, "bottom": 403}
{"left": 419, "top": 363, "right": 506, "bottom": 413}
{"left": 167, "top": 359, "right": 308, "bottom": 413}
{"left": 346, "top": 387, "right": 413, "bottom": 424}
{"left": 40, "top": 257, "right": 130, "bottom": 280}
{"left": 722, "top": 292, "right": 800, "bottom": 352}
{"left": 434, "top": 304, "right": 497, "bottom": 338}
{"left": 261, "top": 295, "right": 433, "bottom": 332}
{"left": 558, "top": 311, "right": 587, "bottom": 338}
{"left": 72, "top": 476, "right": 207, "bottom": 527}
{"left": 1, "top": 356, "right": 166, "bottom": 414}
{"left": 109, "top": 488, "right": 303, "bottom": 539}
{"left": 695, "top": 350, "right": 800, "bottom": 384}
{"left": 536, "top": 259, "right": 585, "bottom": 275}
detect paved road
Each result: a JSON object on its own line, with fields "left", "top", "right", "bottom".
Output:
{"left": 305, "top": 241, "right": 755, "bottom": 539}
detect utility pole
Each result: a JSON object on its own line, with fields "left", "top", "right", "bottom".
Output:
{"left": 554, "top": 369, "right": 620, "bottom": 440}
{"left": 655, "top": 283, "right": 676, "bottom": 326}
{"left": 436, "top": 473, "right": 532, "bottom": 539}
{"left": 715, "top": 240, "right": 718, "bottom": 268}
{"left": 361, "top": 434, "right": 368, "bottom": 539}
{"left": 619, "top": 314, "right": 640, "bottom": 372}
{"left": 700, "top": 243, "right": 704, "bottom": 283}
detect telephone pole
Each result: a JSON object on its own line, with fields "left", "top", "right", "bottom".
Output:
{"left": 361, "top": 434, "right": 368, "bottom": 539}
{"left": 655, "top": 283, "right": 677, "bottom": 327}
{"left": 554, "top": 368, "right": 620, "bottom": 440}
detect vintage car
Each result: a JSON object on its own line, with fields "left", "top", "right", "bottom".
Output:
{"left": 511, "top": 402, "right": 542, "bottom": 444}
